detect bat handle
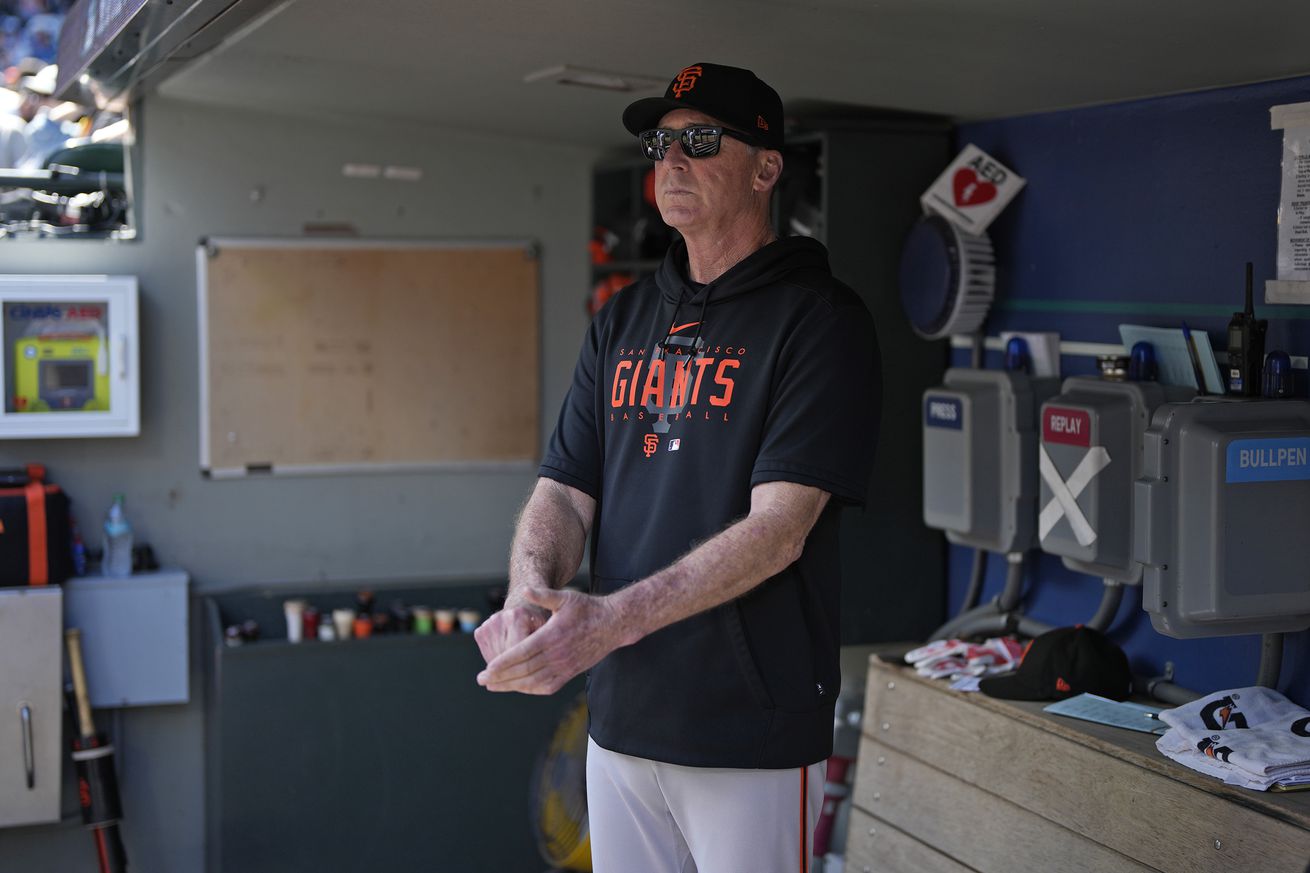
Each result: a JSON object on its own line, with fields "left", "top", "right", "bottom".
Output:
{"left": 65, "top": 629, "right": 97, "bottom": 738}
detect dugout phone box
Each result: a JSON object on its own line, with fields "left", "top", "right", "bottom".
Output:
{"left": 1039, "top": 378, "right": 1194, "bottom": 583}
{"left": 1134, "top": 398, "right": 1310, "bottom": 638}
{"left": 922, "top": 368, "right": 1061, "bottom": 553}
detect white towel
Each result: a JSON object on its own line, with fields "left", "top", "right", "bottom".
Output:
{"left": 1158, "top": 724, "right": 1310, "bottom": 778}
{"left": 1159, "top": 686, "right": 1306, "bottom": 733}
{"left": 1154, "top": 686, "right": 1310, "bottom": 790}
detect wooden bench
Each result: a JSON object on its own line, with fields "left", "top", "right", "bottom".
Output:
{"left": 846, "top": 658, "right": 1310, "bottom": 873}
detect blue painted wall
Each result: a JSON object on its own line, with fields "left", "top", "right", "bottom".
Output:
{"left": 950, "top": 75, "right": 1310, "bottom": 704}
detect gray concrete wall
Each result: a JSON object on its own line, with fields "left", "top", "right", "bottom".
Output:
{"left": 0, "top": 95, "right": 597, "bottom": 872}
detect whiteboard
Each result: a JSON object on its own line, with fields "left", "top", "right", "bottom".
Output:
{"left": 197, "top": 238, "right": 540, "bottom": 477}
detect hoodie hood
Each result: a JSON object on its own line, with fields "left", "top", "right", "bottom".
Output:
{"left": 656, "top": 235, "right": 833, "bottom": 305}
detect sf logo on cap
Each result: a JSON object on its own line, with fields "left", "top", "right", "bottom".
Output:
{"left": 672, "top": 66, "right": 703, "bottom": 98}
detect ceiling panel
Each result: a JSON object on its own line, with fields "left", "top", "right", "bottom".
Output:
{"left": 156, "top": 0, "right": 1310, "bottom": 146}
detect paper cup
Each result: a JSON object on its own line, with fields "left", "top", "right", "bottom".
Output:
{"left": 283, "top": 599, "right": 307, "bottom": 643}
{"left": 333, "top": 609, "right": 356, "bottom": 640}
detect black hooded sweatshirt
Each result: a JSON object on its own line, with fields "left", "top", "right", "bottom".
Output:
{"left": 540, "top": 235, "right": 880, "bottom": 769}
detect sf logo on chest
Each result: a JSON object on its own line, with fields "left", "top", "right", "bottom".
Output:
{"left": 643, "top": 434, "right": 659, "bottom": 457}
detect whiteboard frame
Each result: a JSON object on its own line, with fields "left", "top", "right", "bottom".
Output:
{"left": 197, "top": 236, "right": 540, "bottom": 478}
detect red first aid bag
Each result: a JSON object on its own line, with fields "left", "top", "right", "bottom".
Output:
{"left": 0, "top": 464, "right": 74, "bottom": 586}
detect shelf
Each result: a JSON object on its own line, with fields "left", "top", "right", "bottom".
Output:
{"left": 218, "top": 630, "right": 480, "bottom": 655}
{"left": 203, "top": 579, "right": 577, "bottom": 873}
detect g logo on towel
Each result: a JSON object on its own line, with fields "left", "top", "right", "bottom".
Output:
{"left": 1201, "top": 694, "right": 1249, "bottom": 731}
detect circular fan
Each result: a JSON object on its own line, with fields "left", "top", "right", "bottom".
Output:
{"left": 898, "top": 213, "right": 995, "bottom": 339}
{"left": 531, "top": 693, "right": 592, "bottom": 871}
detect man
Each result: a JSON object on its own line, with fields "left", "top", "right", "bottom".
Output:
{"left": 476, "top": 62, "right": 880, "bottom": 872}
{"left": 15, "top": 63, "right": 72, "bottom": 170}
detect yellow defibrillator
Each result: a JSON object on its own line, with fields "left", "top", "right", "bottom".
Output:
{"left": 13, "top": 333, "right": 110, "bottom": 412}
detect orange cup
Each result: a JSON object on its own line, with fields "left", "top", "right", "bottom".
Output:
{"left": 353, "top": 616, "right": 373, "bottom": 639}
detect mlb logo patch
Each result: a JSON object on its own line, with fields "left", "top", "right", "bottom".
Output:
{"left": 668, "top": 439, "right": 681, "bottom": 452}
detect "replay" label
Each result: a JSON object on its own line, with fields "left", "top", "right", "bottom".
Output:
{"left": 1226, "top": 437, "right": 1310, "bottom": 483}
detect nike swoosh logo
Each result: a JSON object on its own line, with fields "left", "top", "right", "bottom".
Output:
{"left": 669, "top": 321, "right": 701, "bottom": 335}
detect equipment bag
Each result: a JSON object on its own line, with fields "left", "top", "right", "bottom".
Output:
{"left": 0, "top": 464, "right": 73, "bottom": 586}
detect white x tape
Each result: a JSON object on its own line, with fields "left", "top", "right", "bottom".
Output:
{"left": 1039, "top": 444, "right": 1111, "bottom": 547}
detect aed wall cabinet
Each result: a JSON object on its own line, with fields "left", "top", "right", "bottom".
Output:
{"left": 1038, "top": 378, "right": 1194, "bottom": 583}
{"left": 63, "top": 569, "right": 190, "bottom": 707}
{"left": 0, "top": 275, "right": 140, "bottom": 438}
{"left": 0, "top": 586, "right": 62, "bottom": 827}
{"left": 1135, "top": 398, "right": 1310, "bottom": 638}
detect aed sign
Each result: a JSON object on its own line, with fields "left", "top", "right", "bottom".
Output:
{"left": 7, "top": 304, "right": 104, "bottom": 321}
{"left": 1226, "top": 437, "right": 1310, "bottom": 483}
{"left": 920, "top": 144, "right": 1026, "bottom": 235}
{"left": 1043, "top": 407, "right": 1091, "bottom": 447}
{"left": 924, "top": 396, "right": 963, "bottom": 430}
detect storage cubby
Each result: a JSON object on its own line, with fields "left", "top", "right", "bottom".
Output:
{"left": 202, "top": 580, "right": 582, "bottom": 873}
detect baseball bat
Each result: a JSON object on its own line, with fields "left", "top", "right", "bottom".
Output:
{"left": 66, "top": 628, "right": 130, "bottom": 873}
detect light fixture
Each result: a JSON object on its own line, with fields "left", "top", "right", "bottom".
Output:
{"left": 523, "top": 65, "right": 664, "bottom": 93}
{"left": 382, "top": 166, "right": 422, "bottom": 182}
{"left": 342, "top": 164, "right": 381, "bottom": 179}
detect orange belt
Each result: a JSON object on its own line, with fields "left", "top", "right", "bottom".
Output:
{"left": 1, "top": 469, "right": 57, "bottom": 586}
{"left": 24, "top": 481, "right": 48, "bottom": 586}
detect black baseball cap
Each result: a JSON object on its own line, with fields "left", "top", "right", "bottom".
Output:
{"left": 978, "top": 626, "right": 1131, "bottom": 702}
{"left": 623, "top": 63, "right": 784, "bottom": 151}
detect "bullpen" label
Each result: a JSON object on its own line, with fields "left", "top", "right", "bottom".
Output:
{"left": 1226, "top": 437, "right": 1310, "bottom": 483}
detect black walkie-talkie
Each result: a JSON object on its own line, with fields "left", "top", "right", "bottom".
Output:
{"left": 1226, "top": 262, "right": 1267, "bottom": 396}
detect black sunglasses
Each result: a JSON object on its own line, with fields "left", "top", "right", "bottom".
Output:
{"left": 638, "top": 126, "right": 755, "bottom": 161}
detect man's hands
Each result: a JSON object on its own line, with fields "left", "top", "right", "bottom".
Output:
{"left": 476, "top": 587, "right": 629, "bottom": 696}
{"left": 472, "top": 599, "right": 550, "bottom": 664}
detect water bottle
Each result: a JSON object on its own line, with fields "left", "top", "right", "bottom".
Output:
{"left": 102, "top": 494, "right": 133, "bottom": 577}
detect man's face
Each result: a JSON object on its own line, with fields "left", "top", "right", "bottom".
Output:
{"left": 18, "top": 90, "right": 42, "bottom": 123}
{"left": 652, "top": 108, "right": 765, "bottom": 236}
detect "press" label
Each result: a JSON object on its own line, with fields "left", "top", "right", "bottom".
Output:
{"left": 924, "top": 396, "right": 963, "bottom": 430}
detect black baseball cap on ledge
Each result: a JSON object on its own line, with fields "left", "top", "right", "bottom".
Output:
{"left": 979, "top": 626, "right": 1132, "bottom": 702}
{"left": 623, "top": 63, "right": 784, "bottom": 150}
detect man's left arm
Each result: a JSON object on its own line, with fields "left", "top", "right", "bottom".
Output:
{"left": 476, "top": 480, "right": 829, "bottom": 694}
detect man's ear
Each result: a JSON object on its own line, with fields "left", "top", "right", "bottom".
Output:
{"left": 753, "top": 150, "right": 784, "bottom": 194}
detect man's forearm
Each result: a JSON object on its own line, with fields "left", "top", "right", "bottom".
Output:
{"left": 506, "top": 480, "right": 592, "bottom": 607}
{"left": 479, "top": 483, "right": 828, "bottom": 696}
{"left": 608, "top": 482, "right": 828, "bottom": 647}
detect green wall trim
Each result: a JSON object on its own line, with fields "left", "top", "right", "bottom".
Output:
{"left": 995, "top": 298, "right": 1310, "bottom": 319}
